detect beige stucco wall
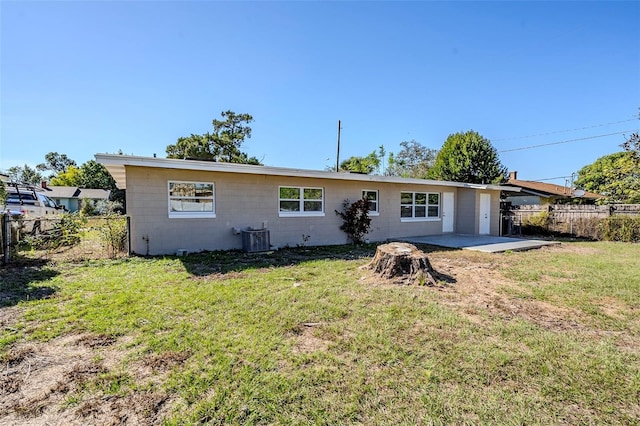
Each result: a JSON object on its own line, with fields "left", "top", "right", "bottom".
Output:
{"left": 125, "top": 166, "right": 502, "bottom": 255}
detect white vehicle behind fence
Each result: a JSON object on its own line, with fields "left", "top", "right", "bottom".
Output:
{"left": 2, "top": 183, "right": 65, "bottom": 233}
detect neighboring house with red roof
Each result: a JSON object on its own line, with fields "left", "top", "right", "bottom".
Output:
{"left": 40, "top": 183, "right": 111, "bottom": 212}
{"left": 502, "top": 171, "right": 601, "bottom": 206}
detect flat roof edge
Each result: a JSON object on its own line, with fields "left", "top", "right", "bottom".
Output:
{"left": 95, "top": 153, "right": 516, "bottom": 191}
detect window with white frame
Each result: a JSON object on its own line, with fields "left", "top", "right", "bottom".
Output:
{"left": 362, "top": 190, "right": 379, "bottom": 215}
{"left": 279, "top": 186, "right": 324, "bottom": 216}
{"left": 400, "top": 192, "right": 440, "bottom": 220}
{"left": 168, "top": 181, "right": 215, "bottom": 218}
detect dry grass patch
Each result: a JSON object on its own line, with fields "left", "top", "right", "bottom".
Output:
{"left": 0, "top": 333, "right": 173, "bottom": 425}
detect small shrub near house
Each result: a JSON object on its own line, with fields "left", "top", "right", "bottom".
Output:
{"left": 99, "top": 215, "right": 128, "bottom": 257}
{"left": 335, "top": 198, "right": 372, "bottom": 244}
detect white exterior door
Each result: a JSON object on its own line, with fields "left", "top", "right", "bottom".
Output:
{"left": 479, "top": 193, "right": 491, "bottom": 235}
{"left": 442, "top": 192, "right": 454, "bottom": 233}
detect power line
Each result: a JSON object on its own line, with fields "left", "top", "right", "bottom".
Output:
{"left": 499, "top": 129, "right": 637, "bottom": 153}
{"left": 493, "top": 117, "right": 639, "bottom": 142}
{"left": 530, "top": 175, "right": 573, "bottom": 182}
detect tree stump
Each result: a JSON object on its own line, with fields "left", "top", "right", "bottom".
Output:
{"left": 368, "top": 242, "right": 437, "bottom": 286}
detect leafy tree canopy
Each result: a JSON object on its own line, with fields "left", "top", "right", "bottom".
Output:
{"left": 79, "top": 160, "right": 118, "bottom": 190}
{"left": 166, "top": 110, "right": 261, "bottom": 164}
{"left": 44, "top": 159, "right": 117, "bottom": 190}
{"left": 427, "top": 130, "right": 507, "bottom": 184}
{"left": 36, "top": 152, "right": 77, "bottom": 177}
{"left": 339, "top": 151, "right": 380, "bottom": 174}
{"left": 80, "top": 160, "right": 125, "bottom": 208}
{"left": 574, "top": 151, "right": 640, "bottom": 204}
{"left": 385, "top": 140, "right": 437, "bottom": 179}
{"left": 50, "top": 165, "right": 83, "bottom": 186}
{"left": 7, "top": 164, "right": 44, "bottom": 185}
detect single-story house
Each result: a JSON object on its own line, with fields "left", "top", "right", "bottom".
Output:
{"left": 502, "top": 171, "right": 600, "bottom": 206}
{"left": 40, "top": 183, "right": 111, "bottom": 212}
{"left": 96, "top": 153, "right": 517, "bottom": 255}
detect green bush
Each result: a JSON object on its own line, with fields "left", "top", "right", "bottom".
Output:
{"left": 80, "top": 199, "right": 97, "bottom": 216}
{"left": 335, "top": 198, "right": 372, "bottom": 244}
{"left": 520, "top": 211, "right": 551, "bottom": 235}
{"left": 95, "top": 200, "right": 124, "bottom": 215}
{"left": 22, "top": 213, "right": 86, "bottom": 250}
{"left": 99, "top": 215, "right": 128, "bottom": 257}
{"left": 599, "top": 216, "right": 640, "bottom": 242}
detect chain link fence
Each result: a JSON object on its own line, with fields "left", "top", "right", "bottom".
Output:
{"left": 1, "top": 214, "right": 129, "bottom": 265}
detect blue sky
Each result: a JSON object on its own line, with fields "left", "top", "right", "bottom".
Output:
{"left": 1, "top": 1, "right": 638, "bottom": 185}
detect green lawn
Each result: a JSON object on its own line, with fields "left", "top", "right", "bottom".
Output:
{"left": 1, "top": 242, "right": 639, "bottom": 424}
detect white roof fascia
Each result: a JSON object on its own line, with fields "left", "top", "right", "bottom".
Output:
{"left": 95, "top": 153, "right": 517, "bottom": 192}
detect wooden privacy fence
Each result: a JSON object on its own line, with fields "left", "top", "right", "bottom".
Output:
{"left": 503, "top": 204, "right": 640, "bottom": 239}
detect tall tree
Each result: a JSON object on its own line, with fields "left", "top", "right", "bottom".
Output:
{"left": 167, "top": 133, "right": 217, "bottom": 161}
{"left": 339, "top": 151, "right": 380, "bottom": 174}
{"left": 620, "top": 108, "right": 640, "bottom": 160}
{"left": 80, "top": 160, "right": 126, "bottom": 208}
{"left": 574, "top": 151, "right": 640, "bottom": 204}
{"left": 427, "top": 131, "right": 506, "bottom": 184}
{"left": 621, "top": 132, "right": 640, "bottom": 160}
{"left": 47, "top": 162, "right": 114, "bottom": 189}
{"left": 378, "top": 145, "right": 386, "bottom": 175}
{"left": 36, "top": 152, "right": 77, "bottom": 177}
{"left": 79, "top": 160, "right": 118, "bottom": 190}
{"left": 166, "top": 110, "right": 261, "bottom": 164}
{"left": 385, "top": 140, "right": 437, "bottom": 179}
{"left": 7, "top": 164, "right": 43, "bottom": 185}
{"left": 212, "top": 110, "right": 254, "bottom": 160}
{"left": 50, "top": 165, "right": 83, "bottom": 186}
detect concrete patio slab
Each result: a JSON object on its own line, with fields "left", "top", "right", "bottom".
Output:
{"left": 401, "top": 234, "right": 560, "bottom": 253}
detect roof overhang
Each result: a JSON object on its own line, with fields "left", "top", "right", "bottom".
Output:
{"left": 95, "top": 153, "right": 519, "bottom": 192}
{"left": 502, "top": 187, "right": 554, "bottom": 198}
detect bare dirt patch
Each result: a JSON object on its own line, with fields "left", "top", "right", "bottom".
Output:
{"left": 431, "top": 251, "right": 592, "bottom": 332}
{"left": 358, "top": 247, "right": 591, "bottom": 334}
{"left": 0, "top": 333, "right": 172, "bottom": 426}
{"left": 143, "top": 350, "right": 190, "bottom": 372}
{"left": 290, "top": 322, "right": 331, "bottom": 354}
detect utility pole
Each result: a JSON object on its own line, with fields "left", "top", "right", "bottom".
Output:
{"left": 336, "top": 120, "right": 341, "bottom": 172}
